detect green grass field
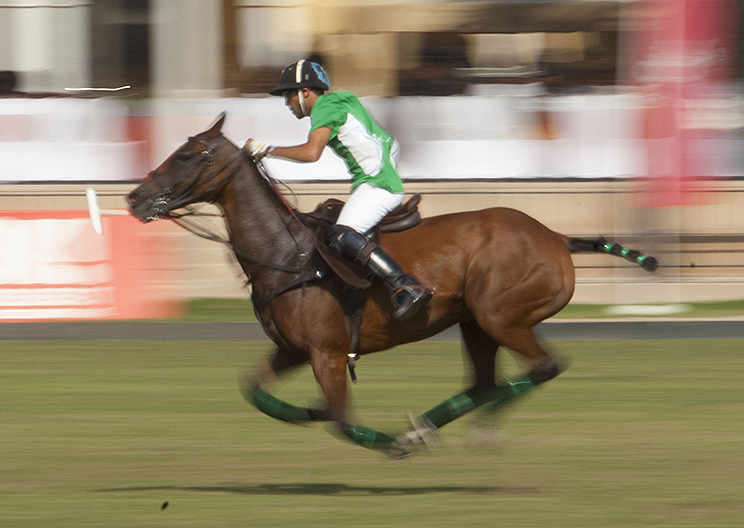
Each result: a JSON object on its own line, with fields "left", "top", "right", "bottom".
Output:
{"left": 2, "top": 337, "right": 744, "bottom": 527}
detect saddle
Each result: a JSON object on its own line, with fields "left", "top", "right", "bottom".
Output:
{"left": 301, "top": 193, "right": 422, "bottom": 236}
{"left": 299, "top": 193, "right": 422, "bottom": 290}
{"left": 266, "top": 193, "right": 423, "bottom": 301}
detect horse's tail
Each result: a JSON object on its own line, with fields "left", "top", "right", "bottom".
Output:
{"left": 565, "top": 236, "right": 658, "bottom": 272}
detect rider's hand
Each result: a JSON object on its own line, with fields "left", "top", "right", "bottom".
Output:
{"left": 244, "top": 138, "right": 272, "bottom": 160}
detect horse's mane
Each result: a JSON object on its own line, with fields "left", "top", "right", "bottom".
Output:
{"left": 226, "top": 139, "right": 344, "bottom": 235}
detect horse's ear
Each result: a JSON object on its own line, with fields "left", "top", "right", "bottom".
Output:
{"left": 207, "top": 112, "right": 227, "bottom": 136}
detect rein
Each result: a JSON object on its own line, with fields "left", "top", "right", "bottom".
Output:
{"left": 253, "top": 158, "right": 371, "bottom": 289}
{"left": 154, "top": 135, "right": 323, "bottom": 284}
{"left": 172, "top": 212, "right": 313, "bottom": 276}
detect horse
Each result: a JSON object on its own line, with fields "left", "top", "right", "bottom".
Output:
{"left": 127, "top": 113, "right": 657, "bottom": 457}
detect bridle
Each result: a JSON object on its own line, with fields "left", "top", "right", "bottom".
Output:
{"left": 142, "top": 133, "right": 324, "bottom": 300}
{"left": 145, "top": 134, "right": 243, "bottom": 221}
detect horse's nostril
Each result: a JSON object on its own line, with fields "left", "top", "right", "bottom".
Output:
{"left": 128, "top": 191, "right": 140, "bottom": 205}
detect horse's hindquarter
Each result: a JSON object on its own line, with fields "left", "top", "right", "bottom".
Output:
{"left": 381, "top": 207, "right": 575, "bottom": 332}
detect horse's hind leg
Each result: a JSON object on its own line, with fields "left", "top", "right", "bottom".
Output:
{"left": 460, "top": 319, "right": 500, "bottom": 393}
{"left": 407, "top": 322, "right": 555, "bottom": 436}
{"left": 497, "top": 325, "right": 563, "bottom": 386}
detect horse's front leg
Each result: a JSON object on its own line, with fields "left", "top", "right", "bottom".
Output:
{"left": 240, "top": 346, "right": 331, "bottom": 423}
{"left": 245, "top": 345, "right": 307, "bottom": 388}
{"left": 308, "top": 347, "right": 349, "bottom": 425}
{"left": 309, "top": 347, "right": 407, "bottom": 456}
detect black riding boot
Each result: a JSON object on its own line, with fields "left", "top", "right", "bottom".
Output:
{"left": 327, "top": 225, "right": 432, "bottom": 321}
{"left": 366, "top": 247, "right": 432, "bottom": 321}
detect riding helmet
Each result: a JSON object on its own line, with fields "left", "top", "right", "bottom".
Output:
{"left": 269, "top": 60, "right": 330, "bottom": 96}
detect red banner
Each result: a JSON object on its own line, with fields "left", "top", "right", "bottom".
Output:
{"left": 0, "top": 211, "right": 185, "bottom": 321}
{"left": 626, "top": 0, "right": 737, "bottom": 206}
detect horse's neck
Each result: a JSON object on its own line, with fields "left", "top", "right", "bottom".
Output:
{"left": 218, "top": 166, "right": 301, "bottom": 280}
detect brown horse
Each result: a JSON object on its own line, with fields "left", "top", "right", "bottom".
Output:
{"left": 128, "top": 113, "right": 657, "bottom": 457}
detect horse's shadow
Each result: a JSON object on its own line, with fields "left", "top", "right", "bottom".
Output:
{"left": 98, "top": 482, "right": 539, "bottom": 496}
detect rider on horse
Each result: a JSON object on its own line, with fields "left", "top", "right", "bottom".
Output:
{"left": 245, "top": 59, "right": 432, "bottom": 321}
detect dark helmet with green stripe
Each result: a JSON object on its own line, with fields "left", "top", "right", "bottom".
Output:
{"left": 269, "top": 60, "right": 330, "bottom": 96}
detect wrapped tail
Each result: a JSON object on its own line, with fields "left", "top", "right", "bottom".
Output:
{"left": 566, "top": 236, "right": 658, "bottom": 272}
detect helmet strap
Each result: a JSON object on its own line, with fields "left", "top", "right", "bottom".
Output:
{"left": 297, "top": 89, "right": 308, "bottom": 117}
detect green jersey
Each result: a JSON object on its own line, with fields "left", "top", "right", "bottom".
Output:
{"left": 309, "top": 92, "right": 404, "bottom": 193}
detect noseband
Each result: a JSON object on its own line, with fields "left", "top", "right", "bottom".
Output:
{"left": 144, "top": 135, "right": 242, "bottom": 221}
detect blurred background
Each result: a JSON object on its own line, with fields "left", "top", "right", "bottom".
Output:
{"left": 0, "top": 0, "right": 742, "bottom": 320}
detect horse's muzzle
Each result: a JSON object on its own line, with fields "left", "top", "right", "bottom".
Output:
{"left": 127, "top": 187, "right": 167, "bottom": 222}
{"left": 127, "top": 188, "right": 149, "bottom": 222}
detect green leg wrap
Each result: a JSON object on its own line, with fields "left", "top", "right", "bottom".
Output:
{"left": 341, "top": 423, "right": 398, "bottom": 450}
{"left": 249, "top": 386, "right": 324, "bottom": 424}
{"left": 250, "top": 387, "right": 400, "bottom": 452}
{"left": 420, "top": 375, "right": 536, "bottom": 429}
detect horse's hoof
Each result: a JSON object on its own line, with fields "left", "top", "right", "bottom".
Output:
{"left": 553, "top": 352, "right": 571, "bottom": 375}
{"left": 238, "top": 372, "right": 254, "bottom": 403}
{"left": 383, "top": 443, "right": 415, "bottom": 460}
{"left": 397, "top": 413, "right": 440, "bottom": 449}
{"left": 529, "top": 353, "right": 569, "bottom": 385}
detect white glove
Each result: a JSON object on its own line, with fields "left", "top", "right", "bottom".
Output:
{"left": 244, "top": 138, "right": 272, "bottom": 159}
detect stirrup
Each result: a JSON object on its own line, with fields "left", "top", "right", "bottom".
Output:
{"left": 392, "top": 283, "right": 432, "bottom": 321}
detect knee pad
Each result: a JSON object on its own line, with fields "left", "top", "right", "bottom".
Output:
{"left": 326, "top": 225, "right": 369, "bottom": 261}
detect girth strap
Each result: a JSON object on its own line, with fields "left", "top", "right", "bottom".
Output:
{"left": 252, "top": 269, "right": 325, "bottom": 312}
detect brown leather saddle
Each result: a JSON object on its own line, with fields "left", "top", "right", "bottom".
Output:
{"left": 272, "top": 193, "right": 422, "bottom": 295}
{"left": 295, "top": 193, "right": 423, "bottom": 290}
{"left": 301, "top": 193, "right": 422, "bottom": 237}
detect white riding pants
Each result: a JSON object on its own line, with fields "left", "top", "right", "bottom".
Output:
{"left": 336, "top": 183, "right": 404, "bottom": 234}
